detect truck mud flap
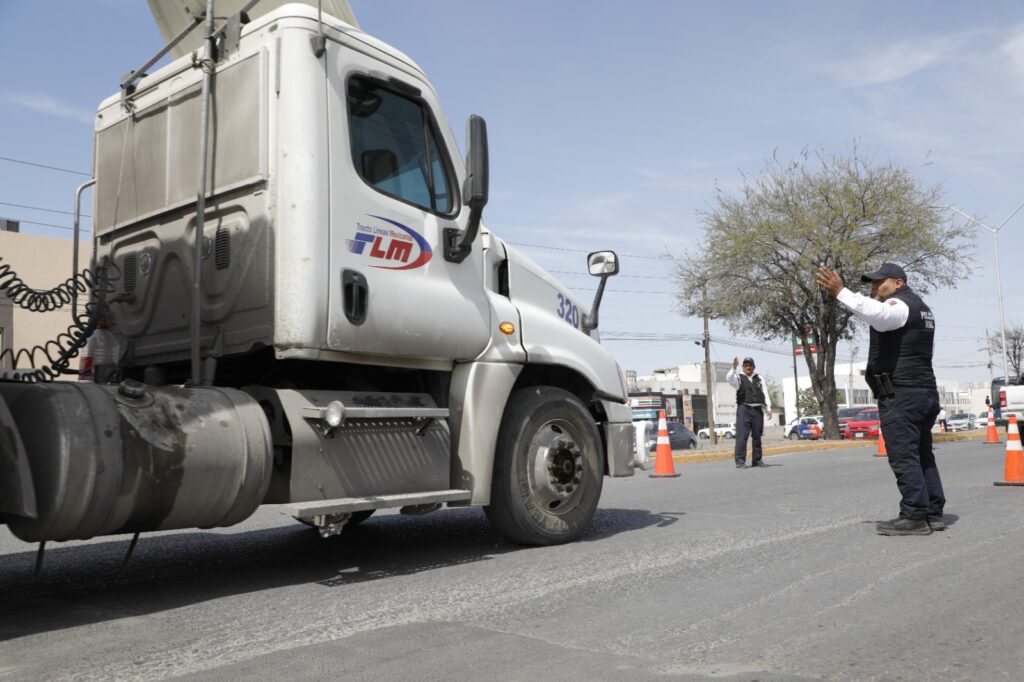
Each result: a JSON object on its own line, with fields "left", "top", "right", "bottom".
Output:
{"left": 0, "top": 385, "right": 37, "bottom": 520}
{"left": 603, "top": 421, "right": 636, "bottom": 477}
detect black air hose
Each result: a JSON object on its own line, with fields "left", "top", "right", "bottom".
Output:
{"left": 0, "top": 258, "right": 116, "bottom": 382}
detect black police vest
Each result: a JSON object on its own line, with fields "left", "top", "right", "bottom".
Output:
{"left": 867, "top": 286, "right": 936, "bottom": 388}
{"left": 736, "top": 374, "right": 766, "bottom": 404}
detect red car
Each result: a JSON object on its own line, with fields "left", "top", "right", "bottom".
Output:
{"left": 838, "top": 404, "right": 874, "bottom": 438}
{"left": 843, "top": 408, "right": 880, "bottom": 440}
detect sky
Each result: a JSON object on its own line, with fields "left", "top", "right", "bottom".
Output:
{"left": 3, "top": 1, "right": 1024, "bottom": 389}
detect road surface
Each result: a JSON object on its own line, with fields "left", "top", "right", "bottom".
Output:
{"left": 1, "top": 441, "right": 1021, "bottom": 681}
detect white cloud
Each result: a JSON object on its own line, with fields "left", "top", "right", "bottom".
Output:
{"left": 1000, "top": 27, "right": 1024, "bottom": 76}
{"left": 1, "top": 91, "right": 94, "bottom": 124}
{"left": 818, "top": 33, "right": 971, "bottom": 88}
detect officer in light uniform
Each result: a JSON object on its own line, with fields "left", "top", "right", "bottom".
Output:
{"left": 726, "top": 356, "right": 772, "bottom": 468}
{"left": 816, "top": 262, "right": 945, "bottom": 536}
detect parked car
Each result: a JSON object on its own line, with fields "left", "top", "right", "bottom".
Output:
{"left": 838, "top": 405, "right": 874, "bottom": 439}
{"left": 785, "top": 416, "right": 823, "bottom": 440}
{"left": 842, "top": 408, "right": 880, "bottom": 440}
{"left": 642, "top": 421, "right": 698, "bottom": 450}
{"left": 697, "top": 423, "right": 736, "bottom": 439}
{"left": 972, "top": 412, "right": 992, "bottom": 429}
{"left": 946, "top": 413, "right": 974, "bottom": 432}
{"left": 796, "top": 422, "right": 823, "bottom": 440}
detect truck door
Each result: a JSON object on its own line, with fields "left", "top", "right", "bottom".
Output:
{"left": 325, "top": 45, "right": 491, "bottom": 362}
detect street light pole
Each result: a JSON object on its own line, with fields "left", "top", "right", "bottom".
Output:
{"left": 939, "top": 201, "right": 1024, "bottom": 384}
{"left": 702, "top": 285, "right": 718, "bottom": 446}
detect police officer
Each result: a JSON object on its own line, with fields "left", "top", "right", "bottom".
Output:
{"left": 816, "top": 262, "right": 945, "bottom": 536}
{"left": 726, "top": 356, "right": 772, "bottom": 468}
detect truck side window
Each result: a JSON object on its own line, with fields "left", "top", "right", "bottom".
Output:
{"left": 348, "top": 76, "right": 456, "bottom": 215}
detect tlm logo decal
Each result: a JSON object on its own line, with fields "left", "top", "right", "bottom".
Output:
{"left": 345, "top": 215, "right": 433, "bottom": 270}
{"left": 347, "top": 232, "right": 414, "bottom": 263}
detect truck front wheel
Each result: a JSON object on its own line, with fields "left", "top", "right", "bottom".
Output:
{"left": 485, "top": 387, "right": 603, "bottom": 546}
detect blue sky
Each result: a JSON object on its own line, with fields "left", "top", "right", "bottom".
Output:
{"left": 3, "top": 1, "right": 1024, "bottom": 387}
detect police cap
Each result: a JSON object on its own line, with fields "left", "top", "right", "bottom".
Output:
{"left": 860, "top": 262, "right": 907, "bottom": 283}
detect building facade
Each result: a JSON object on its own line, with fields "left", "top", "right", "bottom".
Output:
{"left": 628, "top": 361, "right": 766, "bottom": 430}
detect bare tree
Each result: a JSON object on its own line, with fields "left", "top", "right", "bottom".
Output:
{"left": 673, "top": 147, "right": 974, "bottom": 438}
{"left": 989, "top": 323, "right": 1024, "bottom": 380}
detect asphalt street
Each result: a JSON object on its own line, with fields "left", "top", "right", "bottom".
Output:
{"left": 1, "top": 440, "right": 1021, "bottom": 681}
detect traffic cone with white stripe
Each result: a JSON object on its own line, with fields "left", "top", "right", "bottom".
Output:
{"left": 875, "top": 429, "right": 887, "bottom": 457}
{"left": 985, "top": 407, "right": 1001, "bottom": 444}
{"left": 649, "top": 410, "right": 680, "bottom": 478}
{"left": 994, "top": 414, "right": 1024, "bottom": 487}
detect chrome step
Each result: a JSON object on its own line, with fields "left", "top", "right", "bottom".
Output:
{"left": 281, "top": 489, "right": 472, "bottom": 519}
{"left": 301, "top": 404, "right": 449, "bottom": 421}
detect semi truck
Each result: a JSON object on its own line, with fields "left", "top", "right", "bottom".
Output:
{"left": 0, "top": 0, "right": 634, "bottom": 552}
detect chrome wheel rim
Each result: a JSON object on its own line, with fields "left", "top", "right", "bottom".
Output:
{"left": 528, "top": 419, "right": 587, "bottom": 513}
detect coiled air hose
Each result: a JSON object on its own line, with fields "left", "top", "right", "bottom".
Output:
{"left": 0, "top": 257, "right": 115, "bottom": 382}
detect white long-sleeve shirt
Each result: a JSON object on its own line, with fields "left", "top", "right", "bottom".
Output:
{"left": 835, "top": 288, "right": 909, "bottom": 332}
{"left": 726, "top": 368, "right": 773, "bottom": 412}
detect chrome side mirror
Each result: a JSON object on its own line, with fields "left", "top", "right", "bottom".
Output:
{"left": 583, "top": 250, "right": 619, "bottom": 332}
{"left": 588, "top": 251, "right": 619, "bottom": 277}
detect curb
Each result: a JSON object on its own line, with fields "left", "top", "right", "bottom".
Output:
{"left": 669, "top": 430, "right": 987, "bottom": 465}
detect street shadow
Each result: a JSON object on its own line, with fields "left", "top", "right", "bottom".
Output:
{"left": 0, "top": 506, "right": 677, "bottom": 640}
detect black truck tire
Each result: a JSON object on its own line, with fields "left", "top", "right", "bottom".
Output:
{"left": 484, "top": 386, "right": 603, "bottom": 546}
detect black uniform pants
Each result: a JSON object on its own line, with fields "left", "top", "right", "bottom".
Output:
{"left": 878, "top": 387, "right": 944, "bottom": 520}
{"left": 734, "top": 403, "right": 764, "bottom": 465}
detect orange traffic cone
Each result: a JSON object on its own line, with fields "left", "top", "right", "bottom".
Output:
{"left": 649, "top": 410, "right": 680, "bottom": 478}
{"left": 875, "top": 429, "right": 887, "bottom": 457}
{"left": 985, "top": 407, "right": 1001, "bottom": 445}
{"left": 994, "top": 414, "right": 1024, "bottom": 487}
{"left": 939, "top": 421, "right": 946, "bottom": 433}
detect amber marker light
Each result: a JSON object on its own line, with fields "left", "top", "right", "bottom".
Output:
{"left": 499, "top": 321, "right": 516, "bottom": 335}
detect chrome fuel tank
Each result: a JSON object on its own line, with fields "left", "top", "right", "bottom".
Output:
{"left": 0, "top": 382, "right": 272, "bottom": 542}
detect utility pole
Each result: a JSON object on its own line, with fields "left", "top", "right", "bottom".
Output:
{"left": 791, "top": 334, "right": 799, "bottom": 421}
{"left": 846, "top": 346, "right": 857, "bottom": 406}
{"left": 986, "top": 329, "right": 995, "bottom": 387}
{"left": 936, "top": 202, "right": 1024, "bottom": 385}
{"left": 703, "top": 286, "right": 717, "bottom": 445}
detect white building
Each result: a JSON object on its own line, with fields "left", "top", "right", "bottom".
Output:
{"left": 631, "top": 361, "right": 758, "bottom": 426}
{"left": 782, "top": 361, "right": 986, "bottom": 420}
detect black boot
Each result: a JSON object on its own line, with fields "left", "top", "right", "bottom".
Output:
{"left": 876, "top": 517, "right": 932, "bottom": 536}
{"left": 927, "top": 515, "right": 946, "bottom": 531}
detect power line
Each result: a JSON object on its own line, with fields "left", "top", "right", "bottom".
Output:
{"left": 568, "top": 287, "right": 672, "bottom": 294}
{"left": 548, "top": 268, "right": 669, "bottom": 280}
{"left": 508, "top": 241, "right": 671, "bottom": 260}
{"left": 0, "top": 155, "right": 90, "bottom": 177}
{"left": 0, "top": 201, "right": 91, "bottom": 217}
{"left": 15, "top": 219, "right": 91, "bottom": 233}
{"left": 601, "top": 330, "right": 792, "bottom": 356}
